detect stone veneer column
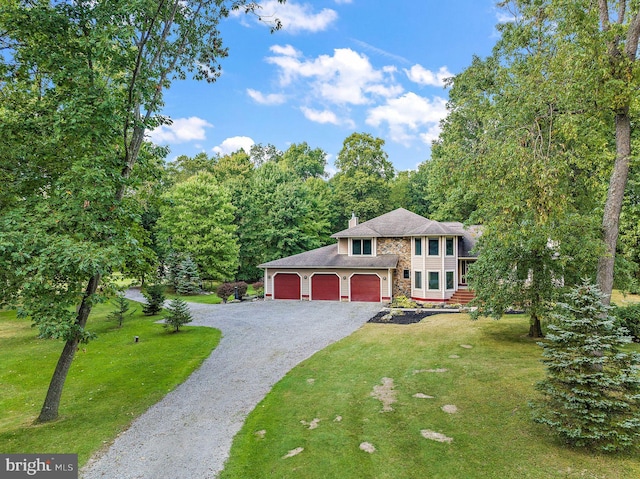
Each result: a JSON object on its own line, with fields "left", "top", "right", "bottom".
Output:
{"left": 377, "top": 237, "right": 411, "bottom": 298}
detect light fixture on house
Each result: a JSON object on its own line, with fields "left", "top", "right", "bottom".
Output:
{"left": 303, "top": 275, "right": 308, "bottom": 279}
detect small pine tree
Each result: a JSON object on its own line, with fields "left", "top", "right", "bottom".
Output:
{"left": 531, "top": 279, "right": 640, "bottom": 452}
{"left": 163, "top": 297, "right": 193, "bottom": 332}
{"left": 106, "top": 293, "right": 136, "bottom": 328}
{"left": 165, "top": 250, "right": 183, "bottom": 291}
{"left": 142, "top": 283, "right": 165, "bottom": 316}
{"left": 176, "top": 256, "right": 201, "bottom": 295}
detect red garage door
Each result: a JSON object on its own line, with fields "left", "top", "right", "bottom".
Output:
{"left": 350, "top": 274, "right": 381, "bottom": 302}
{"left": 274, "top": 273, "right": 301, "bottom": 300}
{"left": 311, "top": 274, "right": 340, "bottom": 301}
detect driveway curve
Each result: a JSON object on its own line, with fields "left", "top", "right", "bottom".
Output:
{"left": 81, "top": 291, "right": 381, "bottom": 479}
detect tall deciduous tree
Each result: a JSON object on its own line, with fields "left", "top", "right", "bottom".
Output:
{"left": 432, "top": 6, "right": 607, "bottom": 336}
{"left": 329, "top": 132, "right": 395, "bottom": 230}
{"left": 158, "top": 173, "right": 239, "bottom": 282}
{"left": 493, "top": 0, "right": 640, "bottom": 305}
{"left": 0, "top": 0, "right": 283, "bottom": 422}
{"left": 238, "top": 161, "right": 331, "bottom": 280}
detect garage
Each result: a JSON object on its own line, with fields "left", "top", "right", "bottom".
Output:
{"left": 273, "top": 273, "right": 301, "bottom": 300}
{"left": 311, "top": 274, "right": 340, "bottom": 301}
{"left": 350, "top": 274, "right": 381, "bottom": 302}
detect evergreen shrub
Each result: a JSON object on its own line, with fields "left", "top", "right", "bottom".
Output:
{"left": 531, "top": 280, "right": 640, "bottom": 452}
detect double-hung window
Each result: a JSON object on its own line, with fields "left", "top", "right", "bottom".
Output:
{"left": 414, "top": 238, "right": 422, "bottom": 256}
{"left": 445, "top": 238, "right": 454, "bottom": 256}
{"left": 415, "top": 271, "right": 422, "bottom": 289}
{"left": 428, "top": 238, "right": 439, "bottom": 256}
{"left": 446, "top": 271, "right": 455, "bottom": 290}
{"left": 352, "top": 238, "right": 372, "bottom": 255}
{"left": 428, "top": 271, "right": 440, "bottom": 290}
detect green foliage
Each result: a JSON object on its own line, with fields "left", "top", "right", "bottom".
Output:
{"left": 611, "top": 303, "right": 640, "bottom": 342}
{"left": 163, "top": 297, "right": 193, "bottom": 332}
{"left": 158, "top": 173, "right": 239, "bottom": 281}
{"left": 251, "top": 281, "right": 264, "bottom": 298}
{"left": 237, "top": 161, "right": 331, "bottom": 280}
{"left": 329, "top": 132, "right": 395, "bottom": 229}
{"left": 532, "top": 280, "right": 640, "bottom": 452}
{"left": 106, "top": 294, "right": 136, "bottom": 328}
{"left": 142, "top": 283, "right": 166, "bottom": 316}
{"left": 280, "top": 142, "right": 327, "bottom": 180}
{"left": 389, "top": 295, "right": 420, "bottom": 309}
{"left": 175, "top": 256, "right": 201, "bottom": 295}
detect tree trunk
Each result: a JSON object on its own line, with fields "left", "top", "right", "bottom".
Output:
{"left": 596, "top": 112, "right": 631, "bottom": 306}
{"left": 36, "top": 273, "right": 101, "bottom": 423}
{"left": 528, "top": 312, "right": 544, "bottom": 338}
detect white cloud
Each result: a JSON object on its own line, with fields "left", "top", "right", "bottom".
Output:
{"left": 366, "top": 92, "right": 448, "bottom": 145}
{"left": 146, "top": 117, "right": 212, "bottom": 144}
{"left": 300, "top": 107, "right": 340, "bottom": 125}
{"left": 405, "top": 65, "right": 453, "bottom": 87}
{"left": 247, "top": 88, "right": 286, "bottom": 105}
{"left": 233, "top": 1, "right": 338, "bottom": 34}
{"left": 266, "top": 46, "right": 400, "bottom": 105}
{"left": 300, "top": 107, "right": 354, "bottom": 128}
{"left": 334, "top": 0, "right": 352, "bottom": 4}
{"left": 212, "top": 136, "right": 255, "bottom": 156}
{"left": 270, "top": 44, "right": 300, "bottom": 57}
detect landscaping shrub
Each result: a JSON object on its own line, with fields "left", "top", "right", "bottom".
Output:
{"left": 611, "top": 303, "right": 640, "bottom": 342}
{"left": 216, "top": 283, "right": 235, "bottom": 303}
{"left": 142, "top": 283, "right": 165, "bottom": 316}
{"left": 163, "top": 297, "right": 193, "bottom": 332}
{"left": 531, "top": 280, "right": 640, "bottom": 452}
{"left": 234, "top": 281, "right": 248, "bottom": 297}
{"left": 252, "top": 281, "right": 264, "bottom": 297}
{"left": 216, "top": 282, "right": 248, "bottom": 302}
{"left": 390, "top": 295, "right": 420, "bottom": 309}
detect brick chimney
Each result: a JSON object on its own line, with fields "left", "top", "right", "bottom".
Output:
{"left": 349, "top": 212, "right": 358, "bottom": 229}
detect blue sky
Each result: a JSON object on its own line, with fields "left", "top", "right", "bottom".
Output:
{"left": 148, "top": 0, "right": 504, "bottom": 173}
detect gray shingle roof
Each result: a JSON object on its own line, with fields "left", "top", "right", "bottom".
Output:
{"left": 332, "top": 208, "right": 466, "bottom": 238}
{"left": 258, "top": 244, "right": 399, "bottom": 269}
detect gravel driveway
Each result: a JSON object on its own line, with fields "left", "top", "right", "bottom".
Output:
{"left": 81, "top": 291, "right": 381, "bottom": 479}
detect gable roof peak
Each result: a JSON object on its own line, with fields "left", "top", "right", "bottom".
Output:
{"left": 332, "top": 208, "right": 463, "bottom": 238}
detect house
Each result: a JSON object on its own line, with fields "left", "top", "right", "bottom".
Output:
{"left": 259, "top": 208, "right": 480, "bottom": 303}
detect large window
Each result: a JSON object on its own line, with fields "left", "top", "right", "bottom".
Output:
{"left": 428, "top": 238, "right": 439, "bottom": 256}
{"left": 415, "top": 271, "right": 422, "bottom": 289}
{"left": 428, "top": 271, "right": 440, "bottom": 290}
{"left": 352, "top": 238, "right": 372, "bottom": 255}
{"left": 446, "top": 271, "right": 455, "bottom": 290}
{"left": 446, "top": 238, "right": 454, "bottom": 256}
{"left": 414, "top": 238, "right": 422, "bottom": 256}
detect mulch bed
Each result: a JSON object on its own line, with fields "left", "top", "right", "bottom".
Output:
{"left": 368, "top": 310, "right": 457, "bottom": 325}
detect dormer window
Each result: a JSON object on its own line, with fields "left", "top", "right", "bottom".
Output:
{"left": 352, "top": 238, "right": 372, "bottom": 255}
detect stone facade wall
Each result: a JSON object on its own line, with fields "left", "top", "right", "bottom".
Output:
{"left": 377, "top": 237, "right": 411, "bottom": 298}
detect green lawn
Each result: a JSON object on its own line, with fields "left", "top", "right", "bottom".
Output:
{"left": 220, "top": 313, "right": 640, "bottom": 479}
{"left": 0, "top": 301, "right": 220, "bottom": 466}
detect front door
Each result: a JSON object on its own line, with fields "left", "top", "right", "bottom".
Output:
{"left": 460, "top": 260, "right": 471, "bottom": 285}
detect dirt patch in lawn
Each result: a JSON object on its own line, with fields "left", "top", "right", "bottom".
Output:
{"left": 371, "top": 377, "right": 396, "bottom": 412}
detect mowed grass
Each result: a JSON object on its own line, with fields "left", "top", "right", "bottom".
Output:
{"left": 0, "top": 301, "right": 220, "bottom": 466}
{"left": 220, "top": 313, "right": 640, "bottom": 479}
